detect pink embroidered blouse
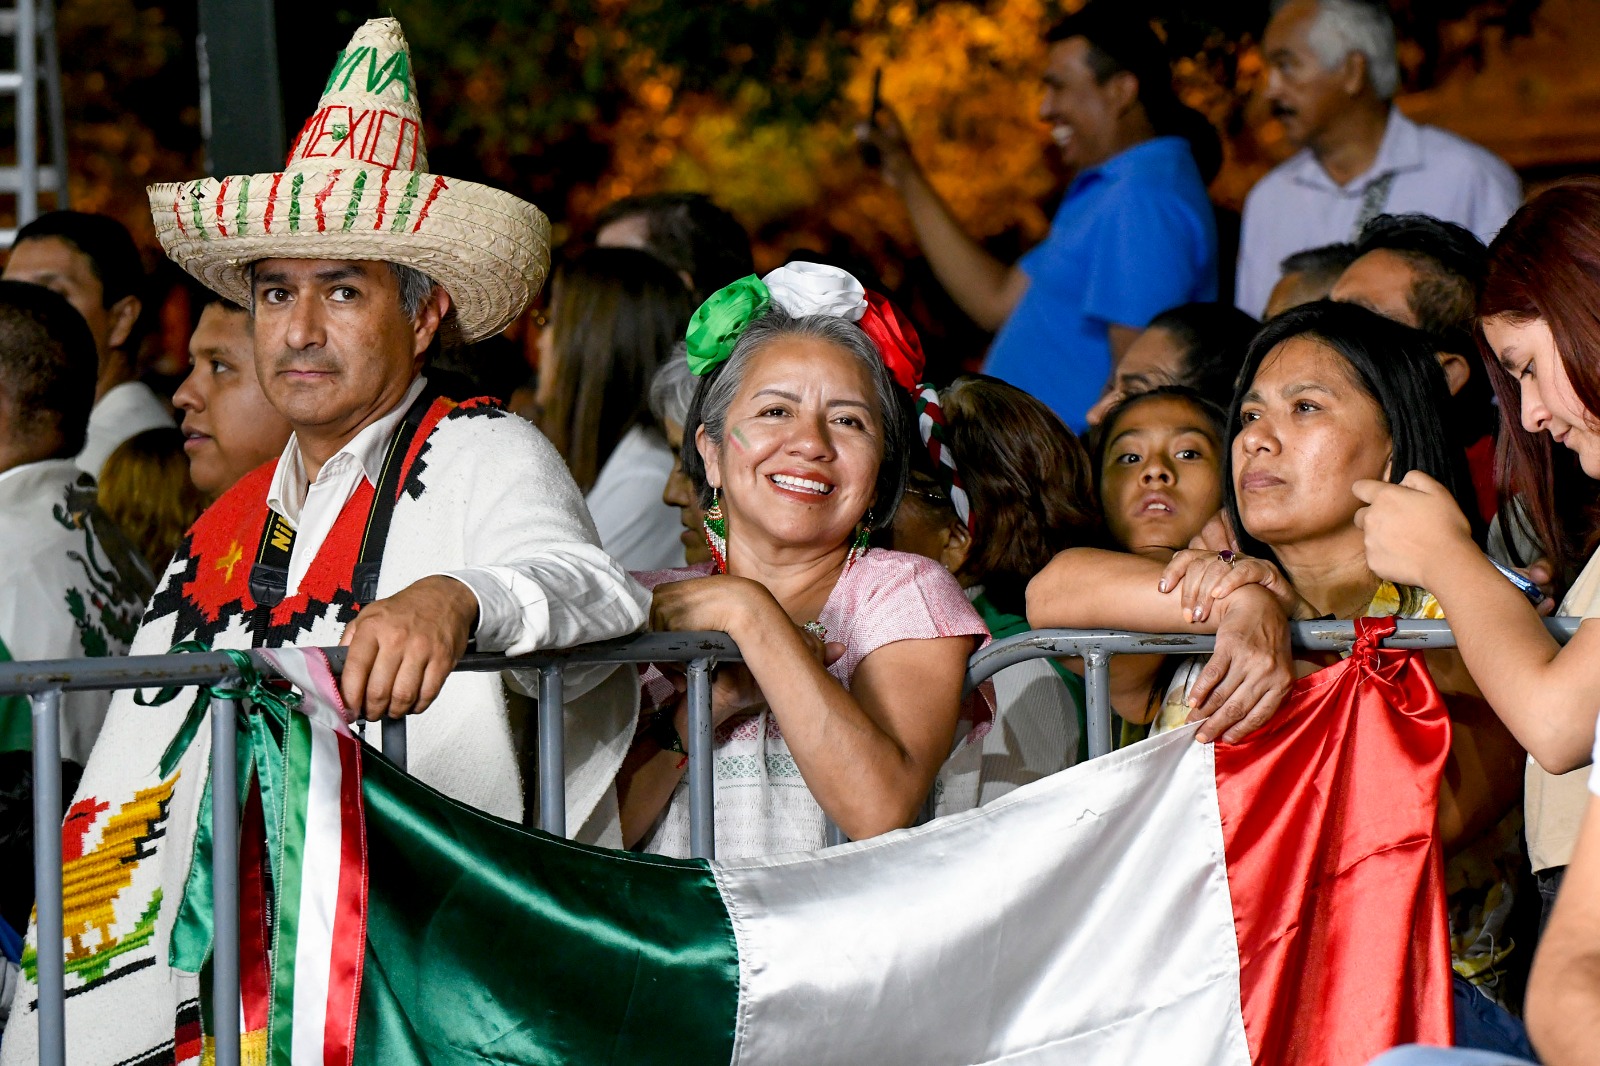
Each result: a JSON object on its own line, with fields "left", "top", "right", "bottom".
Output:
{"left": 632, "top": 549, "right": 991, "bottom": 859}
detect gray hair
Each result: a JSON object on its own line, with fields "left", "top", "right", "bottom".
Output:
{"left": 1278, "top": 0, "right": 1399, "bottom": 100}
{"left": 387, "top": 262, "right": 441, "bottom": 319}
{"left": 681, "top": 309, "right": 910, "bottom": 525}
{"left": 648, "top": 342, "right": 698, "bottom": 427}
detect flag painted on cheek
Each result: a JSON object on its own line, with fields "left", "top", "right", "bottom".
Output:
{"left": 246, "top": 617, "right": 1449, "bottom": 1066}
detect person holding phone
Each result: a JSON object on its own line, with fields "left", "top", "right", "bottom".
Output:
{"left": 857, "top": 1, "right": 1218, "bottom": 431}
{"left": 1357, "top": 181, "right": 1600, "bottom": 981}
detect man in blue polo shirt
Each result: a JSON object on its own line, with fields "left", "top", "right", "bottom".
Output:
{"left": 861, "top": 3, "right": 1217, "bottom": 429}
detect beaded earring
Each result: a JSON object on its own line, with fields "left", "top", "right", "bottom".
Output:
{"left": 845, "top": 510, "right": 873, "bottom": 573}
{"left": 703, "top": 488, "right": 728, "bottom": 573}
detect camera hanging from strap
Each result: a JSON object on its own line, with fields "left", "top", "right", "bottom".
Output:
{"left": 249, "top": 383, "right": 439, "bottom": 608}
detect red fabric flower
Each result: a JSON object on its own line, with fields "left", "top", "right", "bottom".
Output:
{"left": 859, "top": 290, "right": 926, "bottom": 396}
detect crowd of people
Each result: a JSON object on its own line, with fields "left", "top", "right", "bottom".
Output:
{"left": 2, "top": 1, "right": 1600, "bottom": 1064}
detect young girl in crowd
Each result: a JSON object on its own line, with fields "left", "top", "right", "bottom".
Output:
{"left": 537, "top": 246, "right": 695, "bottom": 569}
{"left": 1036, "top": 301, "right": 1529, "bottom": 1052}
{"left": 1090, "top": 386, "right": 1228, "bottom": 730}
{"left": 1355, "top": 181, "right": 1600, "bottom": 1064}
{"left": 621, "top": 265, "right": 990, "bottom": 859}
{"left": 888, "top": 374, "right": 1102, "bottom": 804}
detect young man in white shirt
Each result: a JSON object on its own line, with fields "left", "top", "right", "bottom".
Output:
{"left": 172, "top": 292, "right": 293, "bottom": 501}
{"left": 1235, "top": 0, "right": 1521, "bottom": 318}
{"left": 3, "top": 211, "right": 175, "bottom": 477}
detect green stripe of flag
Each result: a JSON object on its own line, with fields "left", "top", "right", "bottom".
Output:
{"left": 269, "top": 714, "right": 314, "bottom": 1062}
{"left": 353, "top": 750, "right": 739, "bottom": 1065}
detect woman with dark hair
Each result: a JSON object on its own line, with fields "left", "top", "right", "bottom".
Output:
{"left": 1030, "top": 300, "right": 1514, "bottom": 763}
{"left": 645, "top": 348, "right": 710, "bottom": 566}
{"left": 619, "top": 264, "right": 990, "bottom": 858}
{"left": 1084, "top": 303, "right": 1258, "bottom": 426}
{"left": 1043, "top": 302, "right": 1527, "bottom": 1054}
{"left": 537, "top": 246, "right": 696, "bottom": 568}
{"left": 888, "top": 374, "right": 1101, "bottom": 803}
{"left": 1357, "top": 180, "right": 1600, "bottom": 1064}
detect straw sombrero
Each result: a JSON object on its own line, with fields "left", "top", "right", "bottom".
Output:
{"left": 148, "top": 18, "right": 549, "bottom": 342}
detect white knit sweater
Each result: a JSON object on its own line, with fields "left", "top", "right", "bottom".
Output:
{"left": 0, "top": 401, "right": 649, "bottom": 1065}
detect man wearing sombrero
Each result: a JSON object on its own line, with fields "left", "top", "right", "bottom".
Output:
{"left": 0, "top": 19, "right": 648, "bottom": 1064}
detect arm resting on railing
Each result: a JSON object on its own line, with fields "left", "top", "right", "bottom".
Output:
{"left": 1396, "top": 539, "right": 1596, "bottom": 774}
{"left": 640, "top": 575, "right": 971, "bottom": 843}
{"left": 1028, "top": 550, "right": 1295, "bottom": 742}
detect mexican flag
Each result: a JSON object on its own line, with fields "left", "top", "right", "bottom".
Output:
{"left": 244, "top": 617, "right": 1454, "bottom": 1066}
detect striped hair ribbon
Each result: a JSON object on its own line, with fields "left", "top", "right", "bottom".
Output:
{"left": 914, "top": 384, "right": 972, "bottom": 533}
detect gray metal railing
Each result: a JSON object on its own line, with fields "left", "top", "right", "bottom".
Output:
{"left": 4, "top": 618, "right": 1580, "bottom": 1065}
{"left": 3, "top": 632, "right": 739, "bottom": 1066}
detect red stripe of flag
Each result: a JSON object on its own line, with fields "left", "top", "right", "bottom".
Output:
{"left": 1214, "top": 616, "right": 1454, "bottom": 1065}
{"left": 322, "top": 731, "right": 367, "bottom": 1066}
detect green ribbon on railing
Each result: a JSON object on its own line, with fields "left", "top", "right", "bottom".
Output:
{"left": 136, "top": 641, "right": 301, "bottom": 777}
{"left": 685, "top": 274, "right": 770, "bottom": 376}
{"left": 137, "top": 642, "right": 302, "bottom": 974}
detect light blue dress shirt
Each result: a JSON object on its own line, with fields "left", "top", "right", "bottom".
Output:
{"left": 1235, "top": 108, "right": 1522, "bottom": 318}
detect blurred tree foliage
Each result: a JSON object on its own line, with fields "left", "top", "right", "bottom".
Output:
{"left": 44, "top": 0, "right": 202, "bottom": 246}
{"left": 47, "top": 0, "right": 1545, "bottom": 289}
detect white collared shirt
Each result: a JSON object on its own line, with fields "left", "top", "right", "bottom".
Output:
{"left": 261, "top": 376, "right": 643, "bottom": 657}
{"left": 1235, "top": 107, "right": 1522, "bottom": 318}
{"left": 265, "top": 376, "right": 427, "bottom": 596}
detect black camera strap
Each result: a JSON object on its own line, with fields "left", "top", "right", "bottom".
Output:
{"left": 249, "top": 383, "right": 438, "bottom": 608}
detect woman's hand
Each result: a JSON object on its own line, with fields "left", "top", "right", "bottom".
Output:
{"left": 1186, "top": 510, "right": 1240, "bottom": 554}
{"left": 651, "top": 576, "right": 843, "bottom": 728}
{"left": 1184, "top": 585, "right": 1295, "bottom": 743}
{"left": 1353, "top": 471, "right": 1476, "bottom": 589}
{"left": 650, "top": 574, "right": 776, "bottom": 637}
{"left": 1159, "top": 548, "right": 1305, "bottom": 622}
{"left": 658, "top": 633, "right": 844, "bottom": 730}
{"left": 1516, "top": 557, "right": 1559, "bottom": 617}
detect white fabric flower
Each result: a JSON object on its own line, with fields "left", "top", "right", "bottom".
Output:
{"left": 761, "top": 262, "right": 868, "bottom": 321}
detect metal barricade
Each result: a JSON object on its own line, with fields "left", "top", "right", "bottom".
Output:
{"left": 965, "top": 618, "right": 1582, "bottom": 759}
{"left": 3, "top": 617, "right": 1582, "bottom": 1065}
{"left": 0, "top": 632, "right": 738, "bottom": 1066}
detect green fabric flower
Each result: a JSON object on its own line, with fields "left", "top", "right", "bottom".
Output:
{"left": 685, "top": 274, "right": 770, "bottom": 376}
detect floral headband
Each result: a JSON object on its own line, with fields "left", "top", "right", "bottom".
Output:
{"left": 685, "top": 262, "right": 970, "bottom": 527}
{"left": 685, "top": 262, "right": 924, "bottom": 388}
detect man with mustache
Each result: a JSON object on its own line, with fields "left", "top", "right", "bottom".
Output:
{"left": 859, "top": 2, "right": 1218, "bottom": 431}
{"left": 0, "top": 21, "right": 649, "bottom": 1064}
{"left": 1235, "top": 0, "right": 1521, "bottom": 319}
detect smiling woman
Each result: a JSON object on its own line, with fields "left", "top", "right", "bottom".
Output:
{"left": 618, "top": 264, "right": 992, "bottom": 859}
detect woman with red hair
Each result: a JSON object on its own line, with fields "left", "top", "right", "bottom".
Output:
{"left": 1358, "top": 178, "right": 1600, "bottom": 1066}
